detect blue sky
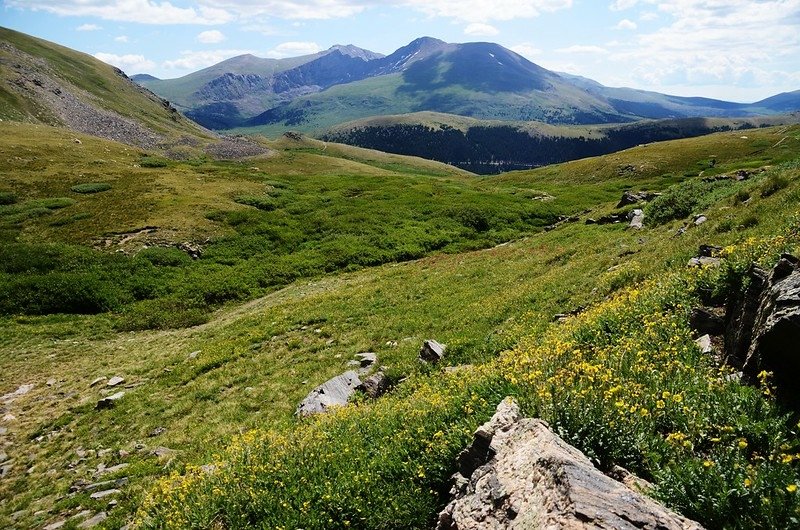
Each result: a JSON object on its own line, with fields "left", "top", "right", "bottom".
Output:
{"left": 2, "top": 0, "right": 799, "bottom": 102}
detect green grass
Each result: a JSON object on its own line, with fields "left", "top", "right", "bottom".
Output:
{"left": 70, "top": 183, "right": 112, "bottom": 194}
{"left": 1, "top": 123, "right": 799, "bottom": 529}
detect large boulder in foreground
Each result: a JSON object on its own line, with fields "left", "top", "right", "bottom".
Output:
{"left": 738, "top": 255, "right": 800, "bottom": 402}
{"left": 295, "top": 371, "right": 362, "bottom": 417}
{"left": 437, "top": 399, "right": 704, "bottom": 530}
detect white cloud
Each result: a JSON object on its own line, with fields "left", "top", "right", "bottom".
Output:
{"left": 9, "top": 0, "right": 233, "bottom": 25}
{"left": 197, "top": 0, "right": 370, "bottom": 20}
{"left": 94, "top": 52, "right": 155, "bottom": 73}
{"left": 197, "top": 29, "right": 225, "bottom": 43}
{"left": 77, "top": 23, "right": 101, "bottom": 31}
{"left": 114, "top": 35, "right": 129, "bottom": 43}
{"left": 264, "top": 41, "right": 323, "bottom": 58}
{"left": 557, "top": 45, "right": 609, "bottom": 54}
{"left": 464, "top": 23, "right": 499, "bottom": 36}
{"left": 606, "top": 0, "right": 800, "bottom": 96}
{"left": 615, "top": 18, "right": 637, "bottom": 30}
{"left": 398, "top": 0, "right": 572, "bottom": 22}
{"left": 610, "top": 0, "right": 637, "bottom": 10}
{"left": 162, "top": 49, "right": 254, "bottom": 70}
{"left": 639, "top": 11, "right": 658, "bottom": 21}
{"left": 510, "top": 43, "right": 543, "bottom": 60}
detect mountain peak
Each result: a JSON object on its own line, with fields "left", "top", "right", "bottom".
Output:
{"left": 327, "top": 44, "right": 384, "bottom": 61}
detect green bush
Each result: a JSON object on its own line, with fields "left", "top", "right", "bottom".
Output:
{"left": 0, "top": 272, "right": 124, "bottom": 315}
{"left": 70, "top": 182, "right": 112, "bottom": 194}
{"left": 115, "top": 297, "right": 209, "bottom": 331}
{"left": 136, "top": 247, "right": 192, "bottom": 267}
{"left": 140, "top": 156, "right": 169, "bottom": 168}
{"left": 761, "top": 174, "right": 789, "bottom": 197}
{"left": 0, "top": 191, "right": 17, "bottom": 205}
{"left": 234, "top": 194, "right": 278, "bottom": 211}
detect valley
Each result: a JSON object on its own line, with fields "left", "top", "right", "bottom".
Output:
{"left": 1, "top": 22, "right": 800, "bottom": 530}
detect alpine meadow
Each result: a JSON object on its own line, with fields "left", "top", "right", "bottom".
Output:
{"left": 1, "top": 5, "right": 800, "bottom": 530}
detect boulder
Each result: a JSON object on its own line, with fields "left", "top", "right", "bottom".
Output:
{"left": 96, "top": 391, "right": 125, "bottom": 409}
{"left": 617, "top": 191, "right": 658, "bottom": 208}
{"left": 628, "top": 209, "right": 644, "bottom": 229}
{"left": 739, "top": 255, "right": 800, "bottom": 402}
{"left": 695, "top": 335, "right": 714, "bottom": 355}
{"left": 437, "top": 399, "right": 704, "bottom": 530}
{"left": 725, "top": 264, "right": 769, "bottom": 367}
{"left": 420, "top": 340, "right": 446, "bottom": 364}
{"left": 361, "top": 372, "right": 390, "bottom": 399}
{"left": 296, "top": 371, "right": 362, "bottom": 417}
{"left": 690, "top": 307, "right": 725, "bottom": 336}
{"left": 107, "top": 376, "right": 125, "bottom": 387}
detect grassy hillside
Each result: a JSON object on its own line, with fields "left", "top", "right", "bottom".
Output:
{"left": 0, "top": 27, "right": 208, "bottom": 145}
{"left": 321, "top": 112, "right": 800, "bottom": 174}
{"left": 1, "top": 124, "right": 799, "bottom": 529}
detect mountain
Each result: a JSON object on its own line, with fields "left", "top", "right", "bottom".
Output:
{"left": 136, "top": 44, "right": 384, "bottom": 127}
{"left": 134, "top": 37, "right": 800, "bottom": 134}
{"left": 0, "top": 26, "right": 210, "bottom": 148}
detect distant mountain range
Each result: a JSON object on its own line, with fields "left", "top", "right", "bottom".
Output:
{"left": 133, "top": 37, "right": 800, "bottom": 133}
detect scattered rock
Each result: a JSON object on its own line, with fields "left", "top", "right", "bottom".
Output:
{"left": 178, "top": 241, "right": 202, "bottom": 259}
{"left": 78, "top": 512, "right": 107, "bottom": 529}
{"left": 0, "top": 451, "right": 7, "bottom": 463}
{"left": 361, "top": 372, "right": 390, "bottom": 399}
{"left": 354, "top": 352, "right": 377, "bottom": 369}
{"left": 188, "top": 350, "right": 200, "bottom": 360}
{"left": 46, "top": 378, "right": 57, "bottom": 386}
{"left": 437, "top": 399, "right": 704, "bottom": 530}
{"left": 2, "top": 413, "right": 17, "bottom": 422}
{"left": 699, "top": 245, "right": 723, "bottom": 257}
{"left": 96, "top": 391, "right": 125, "bottom": 409}
{"left": 70, "top": 510, "right": 93, "bottom": 521}
{"left": 90, "top": 488, "right": 120, "bottom": 500}
{"left": 107, "top": 376, "right": 125, "bottom": 387}
{"left": 617, "top": 190, "right": 659, "bottom": 208}
{"left": 628, "top": 209, "right": 645, "bottom": 229}
{"left": 152, "top": 446, "right": 177, "bottom": 460}
{"left": 1, "top": 462, "right": 13, "bottom": 477}
{"left": 694, "top": 215, "right": 708, "bottom": 226}
{"left": 72, "top": 138, "right": 82, "bottom": 144}
{"left": 690, "top": 307, "right": 726, "bottom": 336}
{"left": 43, "top": 520, "right": 66, "bottom": 530}
{"left": 89, "top": 377, "right": 107, "bottom": 387}
{"left": 148, "top": 426, "right": 166, "bottom": 437}
{"left": 419, "top": 340, "right": 446, "bottom": 364}
{"left": 695, "top": 334, "right": 714, "bottom": 355}
{"left": 1, "top": 383, "right": 34, "bottom": 403}
{"left": 296, "top": 371, "right": 363, "bottom": 417}
{"left": 96, "top": 463, "right": 129, "bottom": 477}
{"left": 688, "top": 256, "right": 722, "bottom": 268}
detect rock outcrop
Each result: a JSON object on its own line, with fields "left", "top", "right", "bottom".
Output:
{"left": 295, "top": 371, "right": 362, "bottom": 417}
{"left": 420, "top": 339, "right": 446, "bottom": 364}
{"left": 437, "top": 399, "right": 704, "bottom": 530}
{"left": 734, "top": 255, "right": 800, "bottom": 401}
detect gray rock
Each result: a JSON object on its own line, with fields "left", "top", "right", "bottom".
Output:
{"left": 188, "top": 350, "right": 200, "bottom": 359}
{"left": 740, "top": 255, "right": 800, "bottom": 403}
{"left": 688, "top": 256, "right": 722, "bottom": 268}
{"left": 89, "top": 377, "right": 107, "bottom": 387}
{"left": 695, "top": 335, "right": 714, "bottom": 355}
{"left": 0, "top": 451, "right": 7, "bottom": 463}
{"left": 296, "top": 371, "right": 362, "bottom": 417}
{"left": 71, "top": 510, "right": 94, "bottom": 521}
{"left": 96, "top": 391, "right": 125, "bottom": 409}
{"left": 96, "top": 463, "right": 129, "bottom": 477}
{"left": 437, "top": 399, "right": 704, "bottom": 530}
{"left": 152, "top": 446, "right": 177, "bottom": 460}
{"left": 694, "top": 215, "right": 708, "bottom": 226}
{"left": 617, "top": 191, "right": 659, "bottom": 208}
{"left": 361, "top": 372, "right": 390, "bottom": 399}
{"left": 107, "top": 376, "right": 125, "bottom": 387}
{"left": 43, "top": 521, "right": 66, "bottom": 530}
{"left": 78, "top": 512, "right": 107, "bottom": 528}
{"left": 690, "top": 307, "right": 725, "bottom": 336}
{"left": 420, "top": 340, "right": 446, "bottom": 364}
{"left": 0, "top": 426, "right": 6, "bottom": 435}
{"left": 90, "top": 488, "right": 120, "bottom": 499}
{"left": 628, "top": 209, "right": 645, "bottom": 229}
{"left": 1, "top": 383, "right": 34, "bottom": 403}
{"left": 355, "top": 352, "right": 377, "bottom": 368}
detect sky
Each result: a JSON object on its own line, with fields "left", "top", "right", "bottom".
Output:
{"left": 2, "top": 0, "right": 800, "bottom": 102}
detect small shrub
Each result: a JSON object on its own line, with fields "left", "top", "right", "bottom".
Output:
{"left": 140, "top": 156, "right": 169, "bottom": 168}
{"left": 0, "top": 272, "right": 123, "bottom": 315}
{"left": 136, "top": 247, "right": 192, "bottom": 267}
{"left": 0, "top": 191, "right": 17, "bottom": 205}
{"left": 734, "top": 189, "right": 750, "bottom": 204}
{"left": 740, "top": 215, "right": 759, "bottom": 229}
{"left": 760, "top": 174, "right": 789, "bottom": 198}
{"left": 71, "top": 182, "right": 112, "bottom": 194}
{"left": 234, "top": 194, "right": 277, "bottom": 211}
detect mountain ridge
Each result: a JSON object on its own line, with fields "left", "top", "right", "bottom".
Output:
{"left": 134, "top": 37, "right": 800, "bottom": 133}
